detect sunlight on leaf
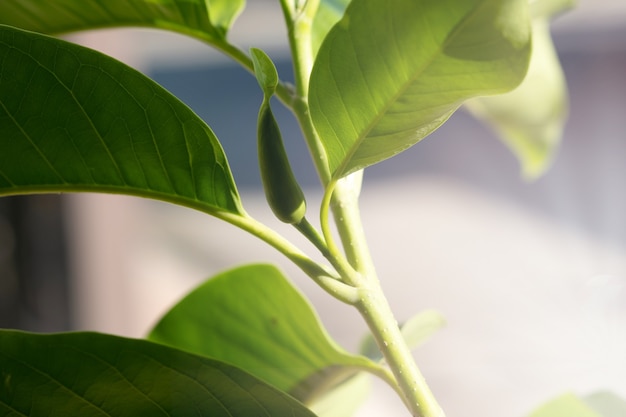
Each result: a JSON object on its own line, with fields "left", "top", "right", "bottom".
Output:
{"left": 0, "top": 330, "right": 318, "bottom": 417}
{"left": 148, "top": 263, "right": 379, "bottom": 404}
{"left": 309, "top": 0, "right": 532, "bottom": 179}
{"left": 0, "top": 25, "right": 244, "bottom": 216}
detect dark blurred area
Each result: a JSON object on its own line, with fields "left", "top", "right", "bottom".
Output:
{"left": 0, "top": 195, "right": 71, "bottom": 331}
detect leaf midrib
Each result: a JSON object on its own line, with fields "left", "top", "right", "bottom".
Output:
{"left": 332, "top": 0, "right": 488, "bottom": 178}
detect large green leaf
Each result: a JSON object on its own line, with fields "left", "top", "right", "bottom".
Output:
{"left": 0, "top": 330, "right": 317, "bottom": 417}
{"left": 0, "top": 25, "right": 243, "bottom": 216}
{"left": 466, "top": 0, "right": 573, "bottom": 178}
{"left": 309, "top": 0, "right": 532, "bottom": 179}
{"left": 148, "top": 264, "right": 378, "bottom": 404}
{"left": 0, "top": 0, "right": 245, "bottom": 41}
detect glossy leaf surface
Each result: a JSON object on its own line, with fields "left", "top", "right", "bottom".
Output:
{"left": 0, "top": 330, "right": 317, "bottom": 417}
{"left": 0, "top": 25, "right": 243, "bottom": 215}
{"left": 309, "top": 0, "right": 532, "bottom": 179}
{"left": 148, "top": 264, "right": 377, "bottom": 402}
{"left": 0, "top": 0, "right": 244, "bottom": 41}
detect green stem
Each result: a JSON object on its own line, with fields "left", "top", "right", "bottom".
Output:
{"left": 320, "top": 180, "right": 363, "bottom": 288}
{"left": 324, "top": 179, "right": 444, "bottom": 417}
{"left": 294, "top": 217, "right": 330, "bottom": 258}
{"left": 215, "top": 211, "right": 359, "bottom": 305}
{"left": 356, "top": 283, "right": 445, "bottom": 417}
{"left": 329, "top": 172, "right": 376, "bottom": 276}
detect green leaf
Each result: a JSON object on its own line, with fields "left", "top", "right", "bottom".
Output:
{"left": 0, "top": 0, "right": 245, "bottom": 41}
{"left": 528, "top": 393, "right": 603, "bottom": 417}
{"left": 0, "top": 25, "right": 244, "bottom": 216}
{"left": 584, "top": 391, "right": 626, "bottom": 417}
{"left": 148, "top": 264, "right": 378, "bottom": 404}
{"left": 0, "top": 330, "right": 317, "bottom": 417}
{"left": 309, "top": 0, "right": 532, "bottom": 179}
{"left": 465, "top": 17, "right": 569, "bottom": 179}
{"left": 251, "top": 48, "right": 279, "bottom": 97}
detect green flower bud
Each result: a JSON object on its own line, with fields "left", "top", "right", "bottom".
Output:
{"left": 257, "top": 101, "right": 307, "bottom": 224}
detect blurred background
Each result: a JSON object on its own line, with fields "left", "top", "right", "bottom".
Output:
{"left": 0, "top": 1, "right": 625, "bottom": 416}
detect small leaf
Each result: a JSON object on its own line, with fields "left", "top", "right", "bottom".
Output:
{"left": 465, "top": 17, "right": 569, "bottom": 178}
{"left": 584, "top": 391, "right": 626, "bottom": 417}
{"left": 0, "top": 0, "right": 245, "bottom": 41}
{"left": 400, "top": 310, "right": 446, "bottom": 351}
{"left": 0, "top": 330, "right": 318, "bottom": 417}
{"left": 0, "top": 25, "right": 244, "bottom": 216}
{"left": 148, "top": 264, "right": 379, "bottom": 403}
{"left": 527, "top": 392, "right": 602, "bottom": 417}
{"left": 251, "top": 48, "right": 279, "bottom": 96}
{"left": 309, "top": 0, "right": 532, "bottom": 179}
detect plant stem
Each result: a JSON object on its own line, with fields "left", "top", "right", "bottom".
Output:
{"left": 325, "top": 178, "right": 444, "bottom": 417}
{"left": 216, "top": 211, "right": 359, "bottom": 305}
{"left": 273, "top": 3, "right": 446, "bottom": 415}
{"left": 356, "top": 283, "right": 445, "bottom": 417}
{"left": 329, "top": 172, "right": 376, "bottom": 276}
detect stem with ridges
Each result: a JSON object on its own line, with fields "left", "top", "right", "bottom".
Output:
{"left": 280, "top": 2, "right": 445, "bottom": 415}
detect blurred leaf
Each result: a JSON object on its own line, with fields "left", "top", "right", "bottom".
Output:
{"left": 309, "top": 0, "right": 532, "bottom": 179}
{"left": 0, "top": 0, "right": 245, "bottom": 41}
{"left": 0, "top": 25, "right": 243, "bottom": 216}
{"left": 465, "top": 17, "right": 568, "bottom": 178}
{"left": 148, "top": 264, "right": 379, "bottom": 404}
{"left": 527, "top": 393, "right": 602, "bottom": 417}
{"left": 0, "top": 330, "right": 317, "bottom": 417}
{"left": 360, "top": 310, "right": 445, "bottom": 361}
{"left": 310, "top": 373, "right": 371, "bottom": 417}
{"left": 400, "top": 310, "right": 447, "bottom": 351}
{"left": 584, "top": 391, "right": 626, "bottom": 417}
